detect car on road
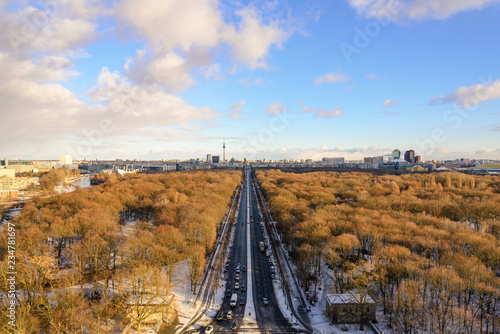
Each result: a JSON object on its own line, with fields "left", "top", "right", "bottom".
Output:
{"left": 226, "top": 310, "right": 233, "bottom": 320}
{"left": 235, "top": 282, "right": 240, "bottom": 289}
{"left": 235, "top": 274, "right": 240, "bottom": 280}
{"left": 241, "top": 284, "right": 246, "bottom": 291}
{"left": 225, "top": 290, "right": 231, "bottom": 297}
{"left": 242, "top": 265, "right": 246, "bottom": 272}
{"left": 271, "top": 273, "right": 276, "bottom": 279}
{"left": 205, "top": 325, "right": 213, "bottom": 333}
{"left": 231, "top": 320, "right": 238, "bottom": 331}
{"left": 217, "top": 311, "right": 224, "bottom": 320}
{"left": 235, "top": 267, "right": 240, "bottom": 273}
{"left": 240, "top": 297, "right": 246, "bottom": 305}
{"left": 262, "top": 297, "right": 269, "bottom": 305}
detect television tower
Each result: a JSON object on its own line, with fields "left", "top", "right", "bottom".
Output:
{"left": 223, "top": 137, "right": 226, "bottom": 162}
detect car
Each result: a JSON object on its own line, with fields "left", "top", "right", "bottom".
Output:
{"left": 226, "top": 310, "right": 233, "bottom": 320}
{"left": 306, "top": 305, "right": 312, "bottom": 312}
{"left": 242, "top": 265, "right": 246, "bottom": 272}
{"left": 235, "top": 274, "right": 240, "bottom": 280}
{"left": 271, "top": 273, "right": 276, "bottom": 279}
{"left": 231, "top": 320, "right": 238, "bottom": 331}
{"left": 235, "top": 282, "right": 240, "bottom": 289}
{"left": 217, "top": 312, "right": 224, "bottom": 320}
{"left": 262, "top": 297, "right": 269, "bottom": 305}
{"left": 206, "top": 325, "right": 214, "bottom": 333}
{"left": 225, "top": 290, "right": 231, "bottom": 297}
{"left": 241, "top": 284, "right": 246, "bottom": 291}
{"left": 235, "top": 267, "right": 240, "bottom": 273}
{"left": 239, "top": 297, "right": 245, "bottom": 305}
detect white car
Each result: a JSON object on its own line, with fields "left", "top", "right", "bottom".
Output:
{"left": 206, "top": 325, "right": 214, "bottom": 333}
{"left": 262, "top": 297, "right": 269, "bottom": 305}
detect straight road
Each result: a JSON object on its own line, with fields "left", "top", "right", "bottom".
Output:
{"left": 205, "top": 169, "right": 307, "bottom": 333}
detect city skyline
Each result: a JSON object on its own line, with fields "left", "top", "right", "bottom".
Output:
{"left": 1, "top": 0, "right": 500, "bottom": 161}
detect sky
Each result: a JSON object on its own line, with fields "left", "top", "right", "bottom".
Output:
{"left": 1, "top": 0, "right": 500, "bottom": 161}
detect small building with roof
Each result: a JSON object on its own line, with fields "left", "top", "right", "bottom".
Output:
{"left": 325, "top": 293, "right": 376, "bottom": 324}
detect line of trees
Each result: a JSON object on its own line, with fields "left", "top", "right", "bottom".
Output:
{"left": 0, "top": 170, "right": 241, "bottom": 333}
{"left": 256, "top": 170, "right": 500, "bottom": 333}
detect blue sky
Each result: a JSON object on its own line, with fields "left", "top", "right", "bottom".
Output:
{"left": 1, "top": 0, "right": 499, "bottom": 161}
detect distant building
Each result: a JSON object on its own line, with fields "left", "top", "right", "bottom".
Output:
{"left": 59, "top": 154, "right": 73, "bottom": 165}
{"left": 0, "top": 190, "right": 18, "bottom": 201}
{"left": 372, "top": 156, "right": 384, "bottom": 164}
{"left": 207, "top": 154, "right": 212, "bottom": 163}
{"left": 0, "top": 177, "right": 39, "bottom": 190}
{"left": 392, "top": 149, "right": 401, "bottom": 159}
{"left": 212, "top": 155, "right": 220, "bottom": 164}
{"left": 404, "top": 150, "right": 415, "bottom": 164}
{"left": 363, "top": 157, "right": 372, "bottom": 164}
{"left": 322, "top": 157, "right": 345, "bottom": 165}
{"left": 326, "top": 294, "right": 376, "bottom": 324}
{"left": 1, "top": 158, "right": 34, "bottom": 173}
{"left": 415, "top": 155, "right": 421, "bottom": 163}
{"left": 0, "top": 169, "right": 15, "bottom": 179}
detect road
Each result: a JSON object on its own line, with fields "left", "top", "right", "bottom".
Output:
{"left": 207, "top": 169, "right": 305, "bottom": 333}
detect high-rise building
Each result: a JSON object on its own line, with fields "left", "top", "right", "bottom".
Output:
{"left": 212, "top": 155, "right": 220, "bottom": 164}
{"left": 404, "top": 150, "right": 415, "bottom": 164}
{"left": 60, "top": 154, "right": 73, "bottom": 165}
{"left": 392, "top": 149, "right": 401, "bottom": 159}
{"left": 415, "top": 155, "right": 421, "bottom": 163}
{"left": 207, "top": 154, "right": 212, "bottom": 163}
{"left": 372, "top": 156, "right": 384, "bottom": 164}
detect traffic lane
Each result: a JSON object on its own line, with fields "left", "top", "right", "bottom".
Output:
{"left": 213, "top": 181, "right": 248, "bottom": 331}
{"left": 248, "top": 180, "right": 300, "bottom": 333}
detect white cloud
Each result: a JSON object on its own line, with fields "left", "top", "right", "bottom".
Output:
{"left": 203, "top": 63, "right": 222, "bottom": 81}
{"left": 314, "top": 72, "right": 350, "bottom": 86}
{"left": 266, "top": 102, "right": 288, "bottom": 115}
{"left": 475, "top": 148, "right": 498, "bottom": 154}
{"left": 431, "top": 80, "right": 500, "bottom": 108}
{"left": 227, "top": 8, "right": 288, "bottom": 69}
{"left": 366, "top": 73, "right": 386, "bottom": 80}
{"left": 383, "top": 99, "right": 400, "bottom": 107}
{"left": 229, "top": 99, "right": 246, "bottom": 113}
{"left": 115, "top": 0, "right": 291, "bottom": 90}
{"left": 0, "top": 1, "right": 99, "bottom": 54}
{"left": 301, "top": 107, "right": 345, "bottom": 118}
{"left": 125, "top": 51, "right": 196, "bottom": 93}
{"left": 349, "top": 0, "right": 500, "bottom": 22}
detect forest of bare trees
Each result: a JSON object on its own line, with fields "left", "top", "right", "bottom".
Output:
{"left": 256, "top": 170, "right": 500, "bottom": 334}
{"left": 0, "top": 170, "right": 241, "bottom": 333}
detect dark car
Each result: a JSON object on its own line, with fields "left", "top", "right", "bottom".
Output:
{"left": 242, "top": 265, "right": 246, "bottom": 272}
{"left": 240, "top": 297, "right": 245, "bottom": 305}
{"left": 231, "top": 320, "right": 238, "bottom": 331}
{"left": 241, "top": 284, "right": 246, "bottom": 291}
{"left": 226, "top": 290, "right": 231, "bottom": 297}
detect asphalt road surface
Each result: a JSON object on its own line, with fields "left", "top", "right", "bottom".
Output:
{"left": 207, "top": 170, "right": 305, "bottom": 334}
